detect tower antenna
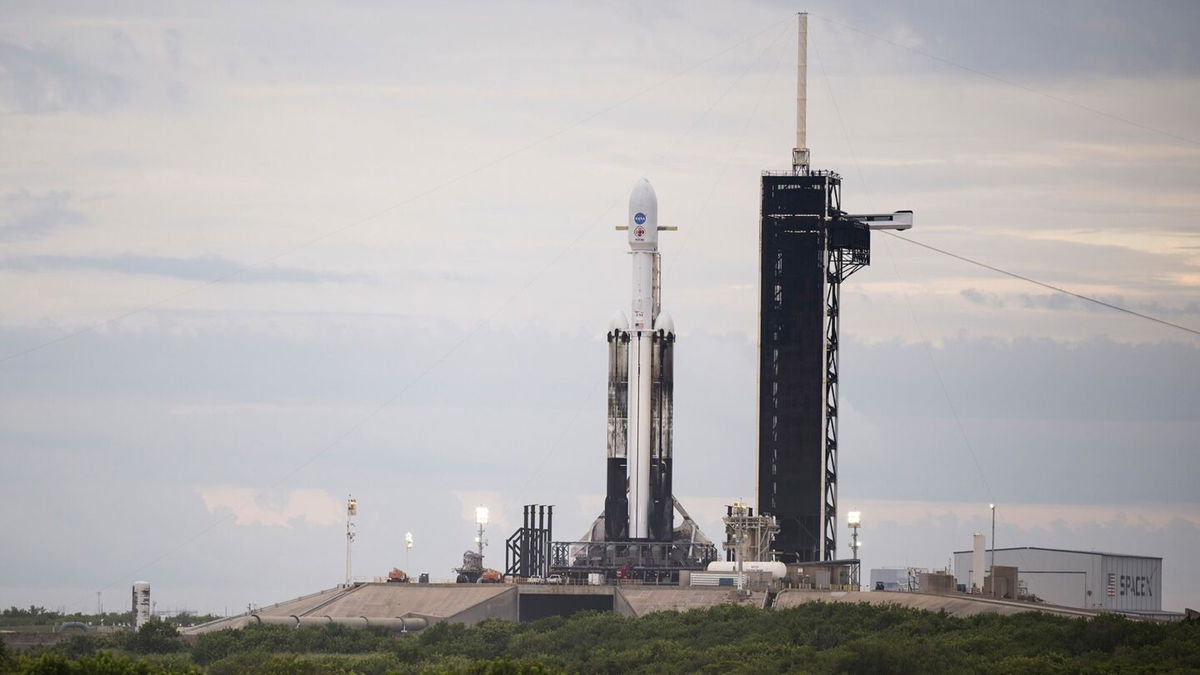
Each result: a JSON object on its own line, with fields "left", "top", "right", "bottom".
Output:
{"left": 792, "top": 12, "right": 810, "bottom": 174}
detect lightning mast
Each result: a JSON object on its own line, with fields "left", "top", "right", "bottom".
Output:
{"left": 793, "top": 12, "right": 810, "bottom": 174}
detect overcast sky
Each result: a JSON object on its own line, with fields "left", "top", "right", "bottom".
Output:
{"left": 2, "top": 0, "right": 1198, "bottom": 616}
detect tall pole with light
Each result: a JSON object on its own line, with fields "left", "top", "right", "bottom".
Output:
{"left": 848, "top": 511, "right": 862, "bottom": 590}
{"left": 989, "top": 503, "right": 996, "bottom": 598}
{"left": 405, "top": 531, "right": 413, "bottom": 573}
{"left": 475, "top": 505, "right": 489, "bottom": 563}
{"left": 345, "top": 496, "right": 357, "bottom": 587}
{"left": 731, "top": 501, "right": 748, "bottom": 596}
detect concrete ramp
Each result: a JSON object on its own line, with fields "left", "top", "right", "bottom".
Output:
{"left": 183, "top": 583, "right": 517, "bottom": 634}
{"left": 183, "top": 586, "right": 356, "bottom": 634}
{"left": 616, "top": 587, "right": 758, "bottom": 617}
{"left": 302, "top": 583, "right": 516, "bottom": 624}
{"left": 773, "top": 590, "right": 1100, "bottom": 619}
{"left": 184, "top": 585, "right": 1100, "bottom": 635}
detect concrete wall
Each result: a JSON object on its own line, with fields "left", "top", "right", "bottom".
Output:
{"left": 1021, "top": 571, "right": 1087, "bottom": 607}
{"left": 447, "top": 587, "right": 518, "bottom": 625}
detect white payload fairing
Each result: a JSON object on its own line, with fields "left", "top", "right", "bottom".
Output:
{"left": 604, "top": 179, "right": 676, "bottom": 541}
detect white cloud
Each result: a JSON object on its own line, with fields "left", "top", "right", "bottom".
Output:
{"left": 850, "top": 499, "right": 1200, "bottom": 531}
{"left": 199, "top": 487, "right": 342, "bottom": 528}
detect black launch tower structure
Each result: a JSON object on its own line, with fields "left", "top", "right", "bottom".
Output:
{"left": 757, "top": 170, "right": 870, "bottom": 564}
{"left": 754, "top": 12, "right": 911, "bottom": 567}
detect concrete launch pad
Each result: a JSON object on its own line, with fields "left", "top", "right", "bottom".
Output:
{"left": 773, "top": 590, "right": 1102, "bottom": 619}
{"left": 182, "top": 583, "right": 765, "bottom": 634}
{"left": 182, "top": 583, "right": 1100, "bottom": 636}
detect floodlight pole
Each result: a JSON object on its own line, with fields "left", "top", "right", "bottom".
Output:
{"left": 847, "top": 511, "right": 862, "bottom": 590}
{"left": 475, "top": 506, "right": 489, "bottom": 565}
{"left": 989, "top": 503, "right": 996, "bottom": 598}
{"left": 345, "top": 496, "right": 357, "bottom": 587}
{"left": 850, "top": 525, "right": 860, "bottom": 586}
{"left": 733, "top": 502, "right": 748, "bottom": 597}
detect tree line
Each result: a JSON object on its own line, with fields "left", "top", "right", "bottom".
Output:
{"left": 2, "top": 602, "right": 1197, "bottom": 673}
{"left": 1, "top": 605, "right": 221, "bottom": 629}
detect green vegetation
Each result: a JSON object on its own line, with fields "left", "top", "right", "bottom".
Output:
{"left": 0, "top": 605, "right": 220, "bottom": 632}
{"left": 2, "top": 603, "right": 1198, "bottom": 673}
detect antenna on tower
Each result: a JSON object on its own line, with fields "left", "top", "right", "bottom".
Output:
{"left": 792, "top": 12, "right": 810, "bottom": 174}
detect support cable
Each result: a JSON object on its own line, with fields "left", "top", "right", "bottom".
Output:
{"left": 813, "top": 35, "right": 998, "bottom": 510}
{"left": 880, "top": 231, "right": 1200, "bottom": 339}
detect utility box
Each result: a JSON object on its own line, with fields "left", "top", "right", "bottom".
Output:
{"left": 919, "top": 571, "right": 956, "bottom": 595}
{"left": 984, "top": 565, "right": 1018, "bottom": 600}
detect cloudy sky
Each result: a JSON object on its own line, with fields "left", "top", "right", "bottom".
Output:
{"left": 2, "top": 0, "right": 1198, "bottom": 615}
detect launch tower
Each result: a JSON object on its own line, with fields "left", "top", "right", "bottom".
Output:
{"left": 758, "top": 14, "right": 911, "bottom": 564}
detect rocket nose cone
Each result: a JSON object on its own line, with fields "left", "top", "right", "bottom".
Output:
{"left": 630, "top": 178, "right": 657, "bottom": 210}
{"left": 628, "top": 178, "right": 658, "bottom": 249}
{"left": 608, "top": 310, "right": 629, "bottom": 332}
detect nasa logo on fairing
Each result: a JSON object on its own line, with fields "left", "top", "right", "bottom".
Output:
{"left": 634, "top": 212, "right": 646, "bottom": 225}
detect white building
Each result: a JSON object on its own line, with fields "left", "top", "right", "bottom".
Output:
{"left": 952, "top": 546, "right": 1161, "bottom": 612}
{"left": 869, "top": 568, "right": 912, "bottom": 591}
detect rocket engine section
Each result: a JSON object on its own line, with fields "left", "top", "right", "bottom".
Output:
{"left": 648, "top": 321, "right": 674, "bottom": 541}
{"left": 605, "top": 316, "right": 629, "bottom": 541}
{"left": 604, "top": 179, "right": 677, "bottom": 542}
{"left": 605, "top": 316, "right": 675, "bottom": 541}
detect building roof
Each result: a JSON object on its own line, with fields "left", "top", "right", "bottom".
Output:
{"left": 951, "top": 546, "right": 1161, "bottom": 561}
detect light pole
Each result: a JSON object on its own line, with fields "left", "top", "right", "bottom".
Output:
{"left": 475, "top": 505, "right": 489, "bottom": 562}
{"left": 405, "top": 531, "right": 413, "bottom": 572}
{"left": 847, "top": 511, "right": 862, "bottom": 590}
{"left": 989, "top": 503, "right": 996, "bottom": 598}
{"left": 345, "top": 496, "right": 357, "bottom": 587}
{"left": 731, "top": 501, "right": 748, "bottom": 596}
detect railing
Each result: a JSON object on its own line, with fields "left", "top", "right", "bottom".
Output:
{"left": 551, "top": 540, "right": 718, "bottom": 573}
{"left": 762, "top": 169, "right": 842, "bottom": 179}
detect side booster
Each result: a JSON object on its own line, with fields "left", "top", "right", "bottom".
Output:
{"left": 605, "top": 179, "right": 675, "bottom": 542}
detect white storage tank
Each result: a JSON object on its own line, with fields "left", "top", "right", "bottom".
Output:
{"left": 131, "top": 581, "right": 152, "bottom": 628}
{"left": 705, "top": 561, "right": 788, "bottom": 578}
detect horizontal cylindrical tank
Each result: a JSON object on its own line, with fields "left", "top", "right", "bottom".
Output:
{"left": 706, "top": 561, "right": 788, "bottom": 578}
